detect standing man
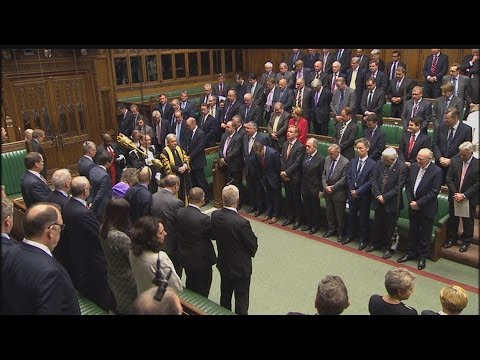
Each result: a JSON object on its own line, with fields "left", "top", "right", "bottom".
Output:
{"left": 267, "top": 102, "right": 290, "bottom": 152}
{"left": 398, "top": 148, "right": 442, "bottom": 270}
{"left": 1, "top": 203, "right": 80, "bottom": 315}
{"left": 387, "top": 66, "right": 415, "bottom": 118}
{"left": 424, "top": 49, "right": 449, "bottom": 99}
{"left": 218, "top": 121, "right": 243, "bottom": 194}
{"left": 20, "top": 152, "right": 52, "bottom": 208}
{"left": 88, "top": 151, "right": 113, "bottom": 222}
{"left": 399, "top": 117, "right": 431, "bottom": 168}
{"left": 211, "top": 185, "right": 258, "bottom": 315}
{"left": 333, "top": 107, "right": 358, "bottom": 161}
{"left": 1, "top": 197, "right": 16, "bottom": 254}
{"left": 186, "top": 117, "right": 209, "bottom": 201}
{"left": 445, "top": 142, "right": 479, "bottom": 253}
{"left": 311, "top": 78, "right": 332, "bottom": 136}
{"left": 78, "top": 140, "right": 97, "bottom": 179}
{"left": 31, "top": 129, "right": 48, "bottom": 178}
{"left": 96, "top": 133, "right": 125, "bottom": 185}
{"left": 176, "top": 187, "right": 217, "bottom": 297}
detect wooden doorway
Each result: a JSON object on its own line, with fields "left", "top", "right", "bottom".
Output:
{"left": 3, "top": 70, "right": 98, "bottom": 175}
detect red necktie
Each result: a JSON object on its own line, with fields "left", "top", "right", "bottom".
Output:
{"left": 407, "top": 134, "right": 415, "bottom": 159}
{"left": 430, "top": 55, "right": 438, "bottom": 76}
{"left": 286, "top": 142, "right": 292, "bottom": 158}
{"left": 107, "top": 146, "right": 117, "bottom": 185}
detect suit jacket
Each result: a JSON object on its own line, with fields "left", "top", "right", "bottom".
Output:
{"left": 335, "top": 49, "right": 352, "bottom": 74}
{"left": 267, "top": 110, "right": 290, "bottom": 149}
{"left": 461, "top": 54, "right": 479, "bottom": 78}
{"left": 331, "top": 87, "right": 356, "bottom": 116}
{"left": 124, "top": 183, "right": 152, "bottom": 223}
{"left": 333, "top": 121, "right": 358, "bottom": 160}
{"left": 275, "top": 71, "right": 295, "bottom": 89}
{"left": 321, "top": 52, "right": 336, "bottom": 74}
{"left": 442, "top": 74, "right": 471, "bottom": 107}
{"left": 1, "top": 235, "right": 16, "bottom": 255}
{"left": 364, "top": 126, "right": 386, "bottom": 161}
{"left": 222, "top": 100, "right": 241, "bottom": 123}
{"left": 219, "top": 132, "right": 243, "bottom": 173}
{"left": 359, "top": 55, "right": 370, "bottom": 72}
{"left": 398, "top": 131, "right": 431, "bottom": 164}
{"left": 88, "top": 165, "right": 112, "bottom": 221}
{"left": 176, "top": 205, "right": 217, "bottom": 269}
{"left": 360, "top": 87, "right": 386, "bottom": 124}
{"left": 259, "top": 146, "right": 281, "bottom": 189}
{"left": 406, "top": 163, "right": 442, "bottom": 219}
{"left": 301, "top": 151, "right": 325, "bottom": 196}
{"left": 312, "top": 87, "right": 333, "bottom": 126}
{"left": 235, "top": 82, "right": 248, "bottom": 101}
{"left": 401, "top": 98, "right": 433, "bottom": 131}
{"left": 446, "top": 155, "right": 479, "bottom": 206}
{"left": 304, "top": 52, "right": 321, "bottom": 70}
{"left": 281, "top": 139, "right": 305, "bottom": 184}
{"left": 346, "top": 157, "right": 376, "bottom": 200}
{"left": 63, "top": 197, "right": 107, "bottom": 296}
{"left": 78, "top": 155, "right": 96, "bottom": 179}
{"left": 239, "top": 103, "right": 263, "bottom": 125}
{"left": 273, "top": 87, "right": 295, "bottom": 113}
{"left": 247, "top": 82, "right": 265, "bottom": 106}
{"left": 369, "top": 71, "right": 388, "bottom": 92}
{"left": 433, "top": 122, "right": 473, "bottom": 159}
{"left": 20, "top": 171, "right": 51, "bottom": 208}
{"left": 387, "top": 77, "right": 415, "bottom": 116}
{"left": 294, "top": 86, "right": 313, "bottom": 121}
{"left": 346, "top": 67, "right": 367, "bottom": 105}
{"left": 432, "top": 96, "right": 464, "bottom": 131}
{"left": 322, "top": 154, "right": 349, "bottom": 201}
{"left": 1, "top": 242, "right": 80, "bottom": 315}
{"left": 243, "top": 132, "right": 270, "bottom": 177}
{"left": 46, "top": 190, "right": 70, "bottom": 265}
{"left": 260, "top": 71, "right": 276, "bottom": 87}
{"left": 424, "top": 53, "right": 449, "bottom": 80}
{"left": 154, "top": 102, "right": 174, "bottom": 121}
{"left": 199, "top": 114, "right": 217, "bottom": 148}
{"left": 386, "top": 61, "right": 407, "bottom": 82}
{"left": 212, "top": 82, "right": 230, "bottom": 98}
{"left": 288, "top": 51, "right": 307, "bottom": 71}
{"left": 211, "top": 208, "right": 258, "bottom": 278}
{"left": 187, "top": 127, "right": 206, "bottom": 170}
{"left": 30, "top": 139, "right": 47, "bottom": 178}
{"left": 171, "top": 120, "right": 189, "bottom": 149}
{"left": 119, "top": 110, "right": 135, "bottom": 137}
{"left": 180, "top": 101, "right": 195, "bottom": 118}
{"left": 371, "top": 159, "right": 407, "bottom": 213}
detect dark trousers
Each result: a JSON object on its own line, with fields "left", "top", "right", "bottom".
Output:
{"left": 190, "top": 168, "right": 209, "bottom": 198}
{"left": 346, "top": 196, "right": 371, "bottom": 242}
{"left": 246, "top": 174, "right": 265, "bottom": 210}
{"left": 284, "top": 182, "right": 303, "bottom": 221}
{"left": 372, "top": 207, "right": 396, "bottom": 249}
{"left": 325, "top": 196, "right": 346, "bottom": 235}
{"left": 229, "top": 170, "right": 244, "bottom": 206}
{"left": 313, "top": 121, "right": 328, "bottom": 136}
{"left": 264, "top": 182, "right": 281, "bottom": 218}
{"left": 424, "top": 81, "right": 442, "bottom": 99}
{"left": 407, "top": 210, "right": 434, "bottom": 258}
{"left": 220, "top": 274, "right": 251, "bottom": 315}
{"left": 185, "top": 266, "right": 213, "bottom": 298}
{"left": 447, "top": 201, "right": 475, "bottom": 243}
{"left": 302, "top": 193, "right": 321, "bottom": 228}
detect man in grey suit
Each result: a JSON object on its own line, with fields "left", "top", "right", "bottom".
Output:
{"left": 321, "top": 144, "right": 349, "bottom": 242}
{"left": 267, "top": 102, "right": 290, "bottom": 153}
{"left": 275, "top": 62, "right": 295, "bottom": 89}
{"left": 432, "top": 83, "right": 463, "bottom": 133}
{"left": 151, "top": 174, "right": 184, "bottom": 277}
{"left": 443, "top": 64, "right": 472, "bottom": 115}
{"left": 387, "top": 66, "right": 415, "bottom": 118}
{"left": 401, "top": 86, "right": 433, "bottom": 133}
{"left": 88, "top": 151, "right": 113, "bottom": 222}
{"left": 78, "top": 140, "right": 97, "bottom": 179}
{"left": 331, "top": 77, "right": 356, "bottom": 119}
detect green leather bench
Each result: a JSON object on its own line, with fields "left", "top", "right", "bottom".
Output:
{"left": 382, "top": 123, "right": 402, "bottom": 146}
{"left": 78, "top": 294, "right": 109, "bottom": 315}
{"left": 179, "top": 288, "right": 235, "bottom": 315}
{"left": 1, "top": 149, "right": 27, "bottom": 199}
{"left": 382, "top": 102, "right": 392, "bottom": 118}
{"left": 204, "top": 147, "right": 219, "bottom": 186}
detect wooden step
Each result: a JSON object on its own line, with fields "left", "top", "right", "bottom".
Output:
{"left": 440, "top": 243, "right": 479, "bottom": 268}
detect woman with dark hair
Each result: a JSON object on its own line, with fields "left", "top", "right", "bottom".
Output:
{"left": 129, "top": 216, "right": 182, "bottom": 295}
{"left": 99, "top": 198, "right": 137, "bottom": 314}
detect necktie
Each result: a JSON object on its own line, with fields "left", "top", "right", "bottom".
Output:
{"left": 350, "top": 70, "right": 357, "bottom": 90}
{"left": 443, "top": 98, "right": 450, "bottom": 122}
{"left": 296, "top": 88, "right": 303, "bottom": 108}
{"left": 248, "top": 137, "right": 255, "bottom": 154}
{"left": 272, "top": 115, "right": 280, "bottom": 133}
{"left": 371, "top": 71, "right": 375, "bottom": 78}
{"left": 356, "top": 159, "right": 364, "bottom": 174}
{"left": 367, "top": 91, "right": 373, "bottom": 107}
{"left": 414, "top": 167, "right": 426, "bottom": 196}
{"left": 224, "top": 103, "right": 232, "bottom": 120}
{"left": 176, "top": 122, "right": 181, "bottom": 144}
{"left": 451, "top": 77, "right": 458, "bottom": 96}
{"left": 280, "top": 90, "right": 285, "bottom": 100}
{"left": 412, "top": 101, "right": 420, "bottom": 117}
{"left": 339, "top": 124, "right": 346, "bottom": 143}
{"left": 316, "top": 72, "right": 321, "bottom": 79}
{"left": 430, "top": 55, "right": 438, "bottom": 76}
{"left": 328, "top": 159, "right": 336, "bottom": 181}
{"left": 396, "top": 80, "right": 401, "bottom": 91}
{"left": 337, "top": 49, "right": 343, "bottom": 61}
{"left": 286, "top": 142, "right": 293, "bottom": 158}
{"left": 156, "top": 122, "right": 162, "bottom": 142}
{"left": 171, "top": 114, "right": 176, "bottom": 128}
{"left": 314, "top": 91, "right": 320, "bottom": 106}
{"left": 245, "top": 106, "right": 249, "bottom": 119}
{"left": 407, "top": 134, "right": 416, "bottom": 158}
{"left": 337, "top": 90, "right": 345, "bottom": 114}
{"left": 390, "top": 62, "right": 397, "bottom": 80}
{"left": 459, "top": 161, "right": 469, "bottom": 191}
{"left": 219, "top": 83, "right": 223, "bottom": 95}
{"left": 305, "top": 154, "right": 312, "bottom": 164}
{"left": 331, "top": 74, "right": 337, "bottom": 92}
{"left": 447, "top": 127, "right": 454, "bottom": 152}
{"left": 367, "top": 129, "right": 373, "bottom": 141}
{"left": 223, "top": 135, "right": 231, "bottom": 157}
{"left": 40, "top": 174, "right": 47, "bottom": 184}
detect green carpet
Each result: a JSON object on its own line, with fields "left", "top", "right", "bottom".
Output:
{"left": 195, "top": 205, "right": 478, "bottom": 315}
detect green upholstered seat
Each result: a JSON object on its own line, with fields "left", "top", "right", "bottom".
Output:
{"left": 382, "top": 124, "right": 401, "bottom": 145}
{"left": 204, "top": 151, "right": 219, "bottom": 185}
{"left": 382, "top": 102, "right": 392, "bottom": 117}
{"left": 1, "top": 149, "right": 27, "bottom": 198}
{"left": 78, "top": 294, "right": 109, "bottom": 315}
{"left": 328, "top": 118, "right": 336, "bottom": 137}
{"left": 179, "top": 288, "right": 235, "bottom": 315}
{"left": 316, "top": 140, "right": 331, "bottom": 157}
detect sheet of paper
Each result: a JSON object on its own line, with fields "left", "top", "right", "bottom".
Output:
{"left": 454, "top": 199, "right": 470, "bottom": 218}
{"left": 218, "top": 96, "right": 226, "bottom": 102}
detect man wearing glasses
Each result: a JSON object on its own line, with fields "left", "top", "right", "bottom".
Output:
{"left": 1, "top": 203, "right": 80, "bottom": 314}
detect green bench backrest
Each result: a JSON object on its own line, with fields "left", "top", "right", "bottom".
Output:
{"left": 399, "top": 189, "right": 449, "bottom": 225}
{"left": 179, "top": 288, "right": 235, "bottom": 315}
{"left": 383, "top": 124, "right": 401, "bottom": 145}
{"left": 1, "top": 149, "right": 27, "bottom": 197}
{"left": 328, "top": 118, "right": 336, "bottom": 137}
{"left": 317, "top": 141, "right": 331, "bottom": 157}
{"left": 427, "top": 128, "right": 434, "bottom": 142}
{"left": 204, "top": 151, "right": 219, "bottom": 184}
{"left": 382, "top": 102, "right": 392, "bottom": 118}
{"left": 78, "top": 294, "right": 108, "bottom": 315}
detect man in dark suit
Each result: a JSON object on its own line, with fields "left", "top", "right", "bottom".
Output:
{"left": 423, "top": 49, "right": 449, "bottom": 99}
{"left": 445, "top": 141, "right": 479, "bottom": 253}
{"left": 288, "top": 49, "right": 306, "bottom": 71}
{"left": 1, "top": 203, "right": 80, "bottom": 314}
{"left": 281, "top": 126, "right": 305, "bottom": 230}
{"left": 243, "top": 122, "right": 270, "bottom": 216}
{"left": 309, "top": 60, "right": 328, "bottom": 86}
{"left": 321, "top": 144, "right": 349, "bottom": 242}
{"left": 387, "top": 66, "right": 415, "bottom": 118}
{"left": 385, "top": 50, "right": 408, "bottom": 86}
{"left": 311, "top": 79, "right": 332, "bottom": 136}
{"left": 152, "top": 107, "right": 172, "bottom": 152}
{"left": 239, "top": 93, "right": 263, "bottom": 125}
{"left": 356, "top": 49, "right": 370, "bottom": 72}
{"left": 335, "top": 48, "right": 352, "bottom": 75}
{"left": 346, "top": 57, "right": 367, "bottom": 117}
{"left": 78, "top": 140, "right": 97, "bottom": 179}
{"left": 273, "top": 78, "right": 295, "bottom": 114}
{"left": 30, "top": 129, "right": 48, "bottom": 178}
{"left": 186, "top": 117, "right": 209, "bottom": 200}
{"left": 305, "top": 49, "right": 321, "bottom": 71}
{"left": 222, "top": 89, "right": 242, "bottom": 125}
{"left": 207, "top": 95, "right": 224, "bottom": 142}
{"left": 301, "top": 138, "right": 325, "bottom": 235}
{"left": 367, "top": 60, "right": 388, "bottom": 92}
{"left": 253, "top": 142, "right": 282, "bottom": 224}
{"left": 176, "top": 187, "right": 216, "bottom": 297}
{"left": 331, "top": 77, "right": 356, "bottom": 119}
{"left": 368, "top": 148, "right": 407, "bottom": 254}
{"left": 199, "top": 103, "right": 217, "bottom": 148}
{"left": 88, "top": 151, "right": 113, "bottom": 222}
{"left": 179, "top": 91, "right": 196, "bottom": 119}
{"left": 361, "top": 77, "right": 386, "bottom": 127}
{"left": 364, "top": 114, "right": 386, "bottom": 161}
{"left": 247, "top": 73, "right": 265, "bottom": 107}
{"left": 443, "top": 64, "right": 472, "bottom": 115}
{"left": 259, "top": 62, "right": 276, "bottom": 88}
{"left": 211, "top": 185, "right": 258, "bottom": 315}
{"left": 118, "top": 102, "right": 135, "bottom": 137}
{"left": 63, "top": 176, "right": 112, "bottom": 311}
{"left": 1, "top": 197, "right": 16, "bottom": 255}
{"left": 151, "top": 174, "right": 184, "bottom": 277}
{"left": 218, "top": 121, "right": 243, "bottom": 195}
{"left": 433, "top": 107, "right": 472, "bottom": 183}
{"left": 96, "top": 133, "right": 125, "bottom": 185}
{"left": 267, "top": 102, "right": 290, "bottom": 152}
{"left": 124, "top": 166, "right": 152, "bottom": 223}
{"left": 401, "top": 86, "right": 433, "bottom": 133}
{"left": 344, "top": 138, "right": 376, "bottom": 247}
{"left": 432, "top": 83, "right": 463, "bottom": 133}
{"left": 294, "top": 77, "right": 313, "bottom": 123}
{"left": 398, "top": 148, "right": 442, "bottom": 270}
{"left": 212, "top": 73, "right": 230, "bottom": 100}
{"left": 333, "top": 107, "right": 359, "bottom": 161}
{"left": 153, "top": 93, "right": 174, "bottom": 121}
{"left": 20, "top": 151, "right": 52, "bottom": 208}
{"left": 46, "top": 168, "right": 71, "bottom": 267}
{"left": 460, "top": 49, "right": 479, "bottom": 105}
{"left": 399, "top": 117, "right": 431, "bottom": 168}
